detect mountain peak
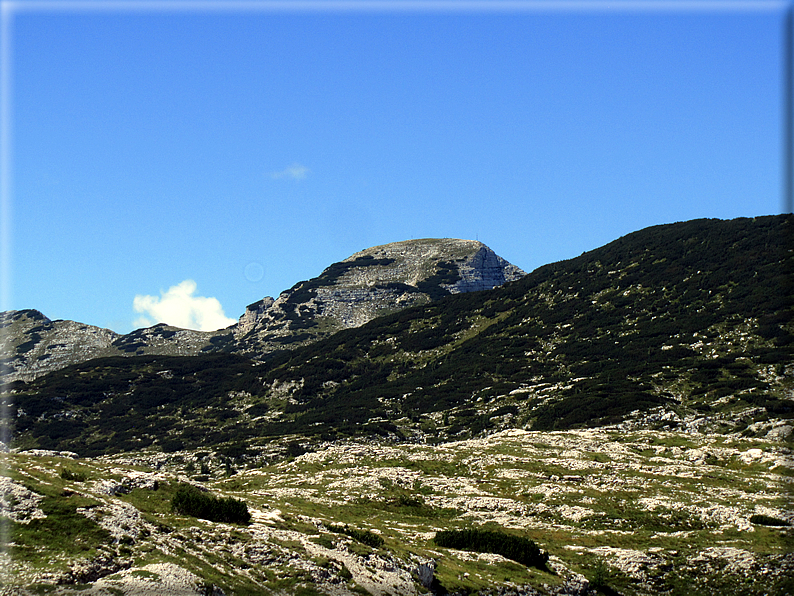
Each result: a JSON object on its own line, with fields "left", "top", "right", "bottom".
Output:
{"left": 232, "top": 238, "right": 525, "bottom": 354}
{"left": 345, "top": 238, "right": 524, "bottom": 293}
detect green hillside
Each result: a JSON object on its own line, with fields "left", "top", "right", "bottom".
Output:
{"left": 6, "top": 215, "right": 792, "bottom": 456}
{"left": 246, "top": 215, "right": 793, "bottom": 440}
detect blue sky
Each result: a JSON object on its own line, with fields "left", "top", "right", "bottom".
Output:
{"left": 4, "top": 1, "right": 788, "bottom": 333}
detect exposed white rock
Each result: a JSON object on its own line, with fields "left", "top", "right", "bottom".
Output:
{"left": 235, "top": 296, "right": 275, "bottom": 335}
{"left": 445, "top": 244, "right": 525, "bottom": 293}
{"left": 19, "top": 449, "right": 78, "bottom": 458}
{"left": 588, "top": 546, "right": 665, "bottom": 580}
{"left": 89, "top": 563, "right": 209, "bottom": 595}
{"left": 93, "top": 470, "right": 164, "bottom": 496}
{"left": 230, "top": 238, "right": 525, "bottom": 354}
{"left": 0, "top": 476, "right": 45, "bottom": 524}
{"left": 766, "top": 423, "right": 793, "bottom": 441}
{"left": 691, "top": 547, "right": 757, "bottom": 574}
{"left": 79, "top": 500, "right": 152, "bottom": 542}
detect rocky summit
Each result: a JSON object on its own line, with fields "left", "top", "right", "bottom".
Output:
{"left": 231, "top": 239, "right": 525, "bottom": 356}
{"left": 0, "top": 239, "right": 524, "bottom": 382}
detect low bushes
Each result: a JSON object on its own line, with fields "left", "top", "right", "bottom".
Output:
{"left": 60, "top": 468, "right": 87, "bottom": 482}
{"left": 327, "top": 524, "right": 384, "bottom": 548}
{"left": 749, "top": 514, "right": 790, "bottom": 526}
{"left": 434, "top": 527, "right": 548, "bottom": 570}
{"left": 171, "top": 484, "right": 251, "bottom": 525}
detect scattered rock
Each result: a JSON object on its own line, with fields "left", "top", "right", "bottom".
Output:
{"left": 57, "top": 554, "right": 131, "bottom": 585}
{"left": 0, "top": 476, "right": 45, "bottom": 524}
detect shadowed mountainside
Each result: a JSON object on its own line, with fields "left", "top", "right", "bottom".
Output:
{"left": 6, "top": 215, "right": 792, "bottom": 456}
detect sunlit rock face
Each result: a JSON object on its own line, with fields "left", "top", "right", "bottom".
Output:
{"left": 234, "top": 296, "right": 275, "bottom": 336}
{"left": 445, "top": 244, "right": 526, "bottom": 293}
{"left": 344, "top": 239, "right": 524, "bottom": 294}
{"left": 230, "top": 238, "right": 525, "bottom": 355}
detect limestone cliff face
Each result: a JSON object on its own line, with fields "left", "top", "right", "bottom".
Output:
{"left": 230, "top": 239, "right": 525, "bottom": 356}
{"left": 234, "top": 297, "right": 275, "bottom": 336}
{"left": 3, "top": 239, "right": 525, "bottom": 379}
{"left": 448, "top": 244, "right": 526, "bottom": 293}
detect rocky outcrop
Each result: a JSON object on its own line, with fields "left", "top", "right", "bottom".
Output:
{"left": 0, "top": 310, "right": 121, "bottom": 382}
{"left": 447, "top": 244, "right": 525, "bottom": 293}
{"left": 57, "top": 554, "right": 132, "bottom": 585}
{"left": 231, "top": 238, "right": 525, "bottom": 356}
{"left": 234, "top": 296, "right": 275, "bottom": 335}
{"left": 0, "top": 476, "right": 46, "bottom": 524}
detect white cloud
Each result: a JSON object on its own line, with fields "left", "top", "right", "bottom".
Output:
{"left": 269, "top": 162, "right": 310, "bottom": 180}
{"left": 133, "top": 279, "right": 237, "bottom": 332}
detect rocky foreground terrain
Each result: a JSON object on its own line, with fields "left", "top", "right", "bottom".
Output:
{"left": 1, "top": 424, "right": 791, "bottom": 595}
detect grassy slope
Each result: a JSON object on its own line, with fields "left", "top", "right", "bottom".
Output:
{"left": 2, "top": 428, "right": 792, "bottom": 595}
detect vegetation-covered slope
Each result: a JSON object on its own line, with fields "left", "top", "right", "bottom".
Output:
{"left": 231, "top": 214, "right": 794, "bottom": 440}
{"left": 2, "top": 428, "right": 791, "bottom": 595}
{"left": 5, "top": 215, "right": 792, "bottom": 455}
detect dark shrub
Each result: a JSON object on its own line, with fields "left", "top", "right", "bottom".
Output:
{"left": 59, "top": 468, "right": 87, "bottom": 482}
{"left": 750, "top": 514, "right": 790, "bottom": 526}
{"left": 434, "top": 527, "right": 548, "bottom": 570}
{"left": 327, "top": 524, "right": 384, "bottom": 548}
{"left": 171, "top": 484, "right": 251, "bottom": 524}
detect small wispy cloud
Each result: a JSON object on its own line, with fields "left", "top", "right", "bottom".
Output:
{"left": 269, "top": 162, "right": 310, "bottom": 180}
{"left": 133, "top": 279, "right": 237, "bottom": 332}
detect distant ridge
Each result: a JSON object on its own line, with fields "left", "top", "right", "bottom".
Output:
{"left": 0, "top": 238, "right": 524, "bottom": 381}
{"left": 7, "top": 215, "right": 792, "bottom": 456}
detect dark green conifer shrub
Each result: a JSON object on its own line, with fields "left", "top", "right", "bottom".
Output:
{"left": 327, "top": 524, "right": 384, "bottom": 548}
{"left": 433, "top": 527, "right": 548, "bottom": 570}
{"left": 59, "top": 468, "right": 87, "bottom": 482}
{"left": 171, "top": 484, "right": 251, "bottom": 524}
{"left": 749, "top": 514, "right": 790, "bottom": 526}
